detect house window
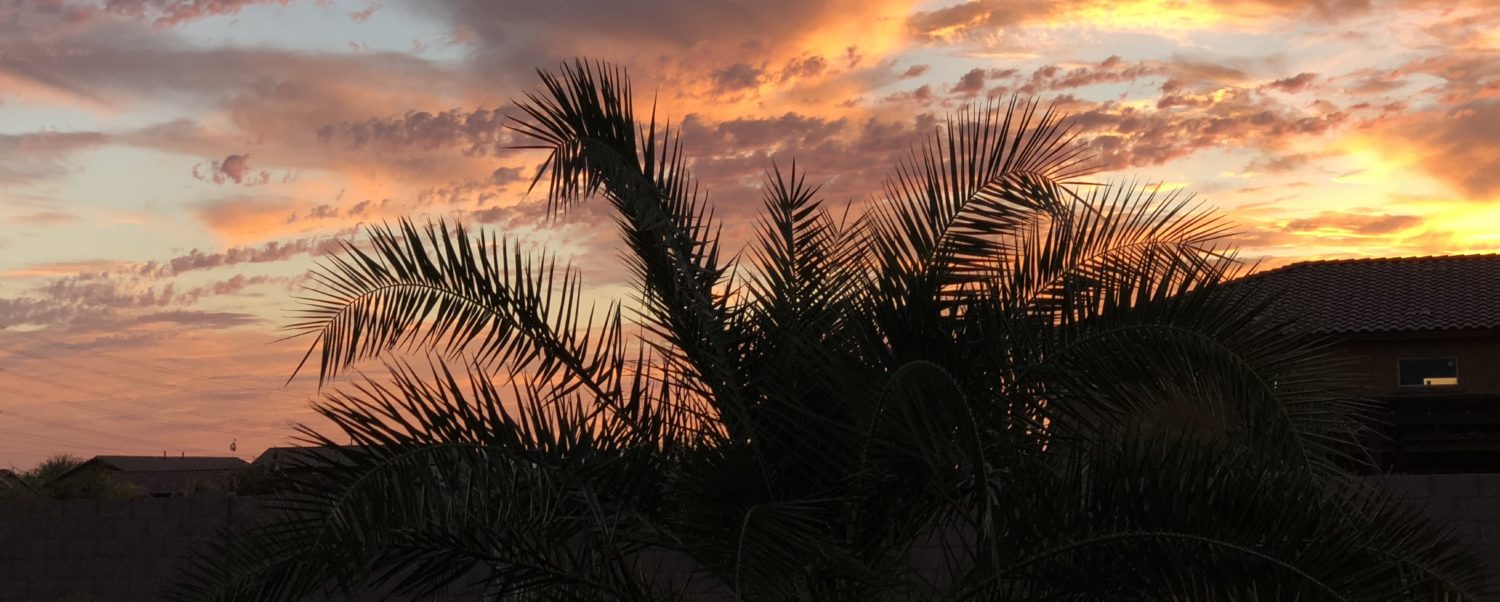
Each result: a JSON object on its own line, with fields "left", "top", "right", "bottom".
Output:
{"left": 1398, "top": 358, "right": 1458, "bottom": 387}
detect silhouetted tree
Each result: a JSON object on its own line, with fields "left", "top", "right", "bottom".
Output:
{"left": 23, "top": 453, "right": 82, "bottom": 486}
{"left": 11, "top": 454, "right": 143, "bottom": 499}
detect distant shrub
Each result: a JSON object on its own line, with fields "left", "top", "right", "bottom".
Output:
{"left": 23, "top": 453, "right": 82, "bottom": 486}
{"left": 42, "top": 464, "right": 143, "bottom": 499}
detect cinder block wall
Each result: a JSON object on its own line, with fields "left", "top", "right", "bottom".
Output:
{"left": 1, "top": 480, "right": 1497, "bottom": 601}
{"left": 0, "top": 495, "right": 253, "bottom": 602}
{"left": 0, "top": 496, "right": 708, "bottom": 602}
{"left": 1369, "top": 473, "right": 1500, "bottom": 600}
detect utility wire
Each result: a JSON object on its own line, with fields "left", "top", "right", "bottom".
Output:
{"left": 0, "top": 380, "right": 287, "bottom": 437}
{"left": 0, "top": 409, "right": 221, "bottom": 455}
{"left": 0, "top": 364, "right": 291, "bottom": 433}
{"left": 7, "top": 329, "right": 312, "bottom": 400}
{"left": 0, "top": 426, "right": 141, "bottom": 455}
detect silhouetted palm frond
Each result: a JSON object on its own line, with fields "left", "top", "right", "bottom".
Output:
{"left": 173, "top": 60, "right": 1486, "bottom": 601}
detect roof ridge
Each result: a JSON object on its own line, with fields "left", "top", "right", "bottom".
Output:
{"left": 1253, "top": 252, "right": 1500, "bottom": 277}
{"left": 1244, "top": 252, "right": 1500, "bottom": 334}
{"left": 94, "top": 455, "right": 244, "bottom": 460}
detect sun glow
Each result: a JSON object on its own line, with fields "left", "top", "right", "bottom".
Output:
{"left": 1070, "top": 1, "right": 1231, "bottom": 30}
{"left": 1332, "top": 146, "right": 1419, "bottom": 185}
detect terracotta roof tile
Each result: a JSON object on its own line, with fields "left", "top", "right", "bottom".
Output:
{"left": 1245, "top": 254, "right": 1500, "bottom": 334}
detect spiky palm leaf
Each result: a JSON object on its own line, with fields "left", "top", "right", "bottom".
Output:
{"left": 172, "top": 60, "right": 1485, "bottom": 601}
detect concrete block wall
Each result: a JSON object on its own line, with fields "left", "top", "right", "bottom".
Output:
{"left": 1369, "top": 473, "right": 1500, "bottom": 600}
{"left": 0, "top": 495, "right": 256, "bottom": 602}
{"left": 1, "top": 480, "right": 1498, "bottom": 601}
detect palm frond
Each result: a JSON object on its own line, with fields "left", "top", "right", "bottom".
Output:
{"left": 865, "top": 99, "right": 1093, "bottom": 310}
{"left": 176, "top": 58, "right": 1488, "bottom": 602}
{"left": 508, "top": 59, "right": 748, "bottom": 443}
{"left": 288, "top": 219, "right": 624, "bottom": 406}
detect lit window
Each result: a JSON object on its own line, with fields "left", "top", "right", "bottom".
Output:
{"left": 1398, "top": 358, "right": 1458, "bottom": 387}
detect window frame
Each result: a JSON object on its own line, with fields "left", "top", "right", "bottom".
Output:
{"left": 1397, "top": 357, "right": 1460, "bottom": 388}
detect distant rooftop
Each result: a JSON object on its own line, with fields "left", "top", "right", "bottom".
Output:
{"left": 0, "top": 469, "right": 32, "bottom": 492}
{"left": 88, "top": 456, "right": 250, "bottom": 472}
{"left": 252, "top": 446, "right": 356, "bottom": 469}
{"left": 53, "top": 455, "right": 250, "bottom": 497}
{"left": 1247, "top": 254, "right": 1500, "bottom": 334}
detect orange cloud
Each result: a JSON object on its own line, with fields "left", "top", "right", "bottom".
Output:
{"left": 1362, "top": 101, "right": 1500, "bottom": 198}
{"left": 425, "top": 0, "right": 911, "bottom": 120}
{"left": 193, "top": 196, "right": 299, "bottom": 243}
{"left": 908, "top": 0, "right": 1382, "bottom": 40}
{"left": 3, "top": 259, "right": 132, "bottom": 278}
{"left": 1285, "top": 211, "right": 1424, "bottom": 235}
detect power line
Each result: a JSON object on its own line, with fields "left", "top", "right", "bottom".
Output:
{"left": 0, "top": 379, "right": 287, "bottom": 438}
{"left": 0, "top": 329, "right": 325, "bottom": 459}
{"left": 0, "top": 409, "right": 221, "bottom": 455}
{"left": 6, "top": 329, "right": 311, "bottom": 401}
{"left": 0, "top": 426, "right": 141, "bottom": 455}
{"left": 0, "top": 365, "right": 291, "bottom": 433}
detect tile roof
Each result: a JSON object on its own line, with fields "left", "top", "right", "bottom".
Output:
{"left": 1245, "top": 254, "right": 1500, "bottom": 334}
{"left": 92, "top": 455, "right": 249, "bottom": 472}
{"left": 0, "top": 469, "right": 32, "bottom": 491}
{"left": 252, "top": 446, "right": 354, "bottom": 469}
{"left": 51, "top": 456, "right": 250, "bottom": 496}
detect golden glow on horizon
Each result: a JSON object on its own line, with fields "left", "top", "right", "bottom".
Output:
{"left": 1071, "top": 1, "right": 1231, "bottom": 31}
{"left": 1332, "top": 146, "right": 1419, "bottom": 186}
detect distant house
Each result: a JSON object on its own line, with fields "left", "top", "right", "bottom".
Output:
{"left": 251, "top": 446, "right": 354, "bottom": 472}
{"left": 1248, "top": 254, "right": 1500, "bottom": 472}
{"left": 49, "top": 455, "right": 250, "bottom": 497}
{"left": 0, "top": 468, "right": 35, "bottom": 497}
{"left": 239, "top": 446, "right": 365, "bottom": 494}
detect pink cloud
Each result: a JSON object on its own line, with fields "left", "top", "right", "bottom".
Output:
{"left": 1261, "top": 72, "right": 1318, "bottom": 94}
{"left": 12, "top": 211, "right": 80, "bottom": 224}
{"left": 0, "top": 131, "right": 110, "bottom": 184}
{"left": 1246, "top": 152, "right": 1321, "bottom": 174}
{"left": 102, "top": 0, "right": 290, "bottom": 26}
{"left": 317, "top": 107, "right": 513, "bottom": 156}
{"left": 348, "top": 1, "right": 380, "bottom": 22}
{"left": 193, "top": 153, "right": 271, "bottom": 186}
{"left": 950, "top": 67, "right": 988, "bottom": 95}
{"left": 142, "top": 236, "right": 337, "bottom": 276}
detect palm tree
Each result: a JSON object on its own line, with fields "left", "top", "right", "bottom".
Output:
{"left": 171, "top": 61, "right": 1484, "bottom": 601}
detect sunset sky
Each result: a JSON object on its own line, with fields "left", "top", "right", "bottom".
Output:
{"left": 2, "top": 0, "right": 1498, "bottom": 468}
